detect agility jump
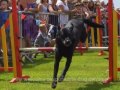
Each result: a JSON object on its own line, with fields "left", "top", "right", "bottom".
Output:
{"left": 0, "top": 0, "right": 30, "bottom": 82}
{"left": 0, "top": 0, "right": 119, "bottom": 84}
{"left": 14, "top": 0, "right": 119, "bottom": 84}
{"left": 0, "top": 12, "right": 13, "bottom": 72}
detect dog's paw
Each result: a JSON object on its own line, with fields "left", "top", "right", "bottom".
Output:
{"left": 58, "top": 75, "right": 65, "bottom": 82}
{"left": 51, "top": 80, "right": 57, "bottom": 89}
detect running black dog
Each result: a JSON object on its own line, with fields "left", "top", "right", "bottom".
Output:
{"left": 51, "top": 18, "right": 104, "bottom": 89}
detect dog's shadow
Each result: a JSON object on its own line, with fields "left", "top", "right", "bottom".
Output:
{"left": 22, "top": 57, "right": 53, "bottom": 68}
{"left": 77, "top": 82, "right": 114, "bottom": 90}
{"left": 21, "top": 80, "right": 51, "bottom": 85}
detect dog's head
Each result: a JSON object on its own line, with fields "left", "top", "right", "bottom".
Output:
{"left": 48, "top": 25, "right": 58, "bottom": 39}
{"left": 57, "top": 25, "right": 75, "bottom": 47}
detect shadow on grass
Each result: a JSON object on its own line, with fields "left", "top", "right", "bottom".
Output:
{"left": 23, "top": 57, "right": 53, "bottom": 68}
{"left": 77, "top": 82, "right": 113, "bottom": 90}
{"left": 21, "top": 80, "right": 51, "bottom": 85}
{"left": 73, "top": 52, "right": 91, "bottom": 57}
{"left": 0, "top": 78, "right": 7, "bottom": 81}
{"left": 73, "top": 51, "right": 108, "bottom": 56}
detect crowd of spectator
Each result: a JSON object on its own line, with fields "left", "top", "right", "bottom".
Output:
{"left": 0, "top": 0, "right": 120, "bottom": 57}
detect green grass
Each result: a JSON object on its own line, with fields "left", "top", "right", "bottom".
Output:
{"left": 0, "top": 50, "right": 120, "bottom": 90}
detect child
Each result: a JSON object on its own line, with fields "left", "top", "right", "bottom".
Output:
{"left": 0, "top": 0, "right": 11, "bottom": 54}
{"left": 34, "top": 18, "right": 51, "bottom": 58}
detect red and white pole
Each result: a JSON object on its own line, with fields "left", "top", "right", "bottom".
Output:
{"left": 103, "top": 0, "right": 113, "bottom": 84}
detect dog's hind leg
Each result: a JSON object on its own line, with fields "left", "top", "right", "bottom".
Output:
{"left": 58, "top": 57, "right": 72, "bottom": 82}
{"left": 83, "top": 19, "right": 104, "bottom": 28}
{"left": 52, "top": 55, "right": 62, "bottom": 89}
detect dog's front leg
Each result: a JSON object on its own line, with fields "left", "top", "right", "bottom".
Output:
{"left": 52, "top": 51, "right": 62, "bottom": 89}
{"left": 58, "top": 56, "right": 72, "bottom": 82}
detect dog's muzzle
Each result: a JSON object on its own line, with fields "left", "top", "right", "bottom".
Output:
{"left": 63, "top": 37, "right": 72, "bottom": 47}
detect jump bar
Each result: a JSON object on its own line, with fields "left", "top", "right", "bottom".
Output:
{"left": 19, "top": 47, "right": 56, "bottom": 52}
{"left": 102, "top": 36, "right": 120, "bottom": 39}
{"left": 19, "top": 47, "right": 108, "bottom": 52}
{"left": 76, "top": 47, "right": 108, "bottom": 50}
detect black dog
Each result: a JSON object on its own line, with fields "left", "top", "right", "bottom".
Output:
{"left": 51, "top": 18, "right": 104, "bottom": 89}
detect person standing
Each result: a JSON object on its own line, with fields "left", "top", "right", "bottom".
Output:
{"left": 56, "top": 0, "right": 70, "bottom": 28}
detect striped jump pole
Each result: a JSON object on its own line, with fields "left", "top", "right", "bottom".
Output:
{"left": 10, "top": 0, "right": 29, "bottom": 83}
{"left": 103, "top": 0, "right": 113, "bottom": 83}
{"left": 0, "top": 22, "right": 8, "bottom": 71}
{"left": 103, "top": 0, "right": 118, "bottom": 83}
{"left": 112, "top": 9, "right": 118, "bottom": 82}
{"left": 0, "top": 12, "right": 13, "bottom": 72}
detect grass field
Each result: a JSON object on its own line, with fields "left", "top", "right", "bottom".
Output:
{"left": 0, "top": 50, "right": 120, "bottom": 90}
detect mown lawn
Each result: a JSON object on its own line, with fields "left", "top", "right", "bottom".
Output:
{"left": 0, "top": 49, "right": 120, "bottom": 90}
